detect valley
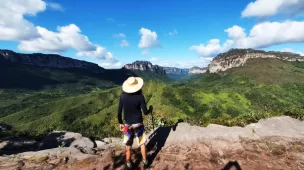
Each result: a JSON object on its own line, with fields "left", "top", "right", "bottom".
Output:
{"left": 1, "top": 49, "right": 304, "bottom": 140}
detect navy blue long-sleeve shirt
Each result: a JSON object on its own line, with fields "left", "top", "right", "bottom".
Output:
{"left": 117, "top": 91, "right": 151, "bottom": 125}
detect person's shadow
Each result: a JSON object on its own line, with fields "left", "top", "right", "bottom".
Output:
{"left": 145, "top": 119, "right": 184, "bottom": 167}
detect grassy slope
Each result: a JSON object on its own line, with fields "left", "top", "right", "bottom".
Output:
{"left": 1, "top": 58, "right": 304, "bottom": 139}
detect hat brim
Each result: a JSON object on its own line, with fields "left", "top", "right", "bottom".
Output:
{"left": 122, "top": 77, "right": 144, "bottom": 93}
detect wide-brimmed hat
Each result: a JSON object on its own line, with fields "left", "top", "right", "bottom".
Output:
{"left": 122, "top": 77, "right": 144, "bottom": 93}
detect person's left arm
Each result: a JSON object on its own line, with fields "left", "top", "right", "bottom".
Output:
{"left": 117, "top": 95, "right": 124, "bottom": 125}
{"left": 140, "top": 95, "right": 153, "bottom": 115}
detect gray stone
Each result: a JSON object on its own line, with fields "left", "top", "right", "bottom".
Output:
{"left": 40, "top": 131, "right": 94, "bottom": 150}
{"left": 95, "top": 140, "right": 106, "bottom": 148}
{"left": 163, "top": 116, "right": 304, "bottom": 147}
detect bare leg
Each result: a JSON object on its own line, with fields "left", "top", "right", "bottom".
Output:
{"left": 126, "top": 146, "right": 131, "bottom": 162}
{"left": 140, "top": 144, "right": 147, "bottom": 160}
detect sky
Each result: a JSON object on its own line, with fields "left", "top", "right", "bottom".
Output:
{"left": 1, "top": 0, "right": 304, "bottom": 69}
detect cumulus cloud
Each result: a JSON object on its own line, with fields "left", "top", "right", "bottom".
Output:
{"left": 120, "top": 40, "right": 130, "bottom": 47}
{"left": 77, "top": 48, "right": 121, "bottom": 68}
{"left": 189, "top": 39, "right": 233, "bottom": 58}
{"left": 190, "top": 21, "right": 304, "bottom": 57}
{"left": 76, "top": 46, "right": 107, "bottom": 58}
{"left": 138, "top": 28, "right": 161, "bottom": 49}
{"left": 234, "top": 21, "right": 304, "bottom": 49}
{"left": 98, "top": 61, "right": 122, "bottom": 69}
{"left": 224, "top": 26, "right": 246, "bottom": 39}
{"left": 0, "top": 0, "right": 118, "bottom": 64}
{"left": 169, "top": 29, "right": 178, "bottom": 36}
{"left": 48, "top": 2, "right": 64, "bottom": 11}
{"left": 0, "top": 0, "right": 46, "bottom": 41}
{"left": 242, "top": 0, "right": 304, "bottom": 18}
{"left": 19, "top": 24, "right": 96, "bottom": 52}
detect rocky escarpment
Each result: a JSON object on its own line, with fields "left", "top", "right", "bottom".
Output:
{"left": 0, "top": 50, "right": 104, "bottom": 72}
{"left": 209, "top": 48, "right": 304, "bottom": 73}
{"left": 1, "top": 116, "right": 304, "bottom": 170}
{"left": 124, "top": 61, "right": 166, "bottom": 75}
{"left": 188, "top": 67, "right": 208, "bottom": 74}
{"left": 163, "top": 67, "right": 189, "bottom": 75}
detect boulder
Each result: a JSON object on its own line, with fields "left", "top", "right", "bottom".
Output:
{"left": 40, "top": 131, "right": 94, "bottom": 150}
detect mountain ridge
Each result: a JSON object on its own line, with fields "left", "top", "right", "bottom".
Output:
{"left": 124, "top": 60, "right": 167, "bottom": 75}
{"left": 0, "top": 49, "right": 105, "bottom": 73}
{"left": 209, "top": 48, "right": 304, "bottom": 73}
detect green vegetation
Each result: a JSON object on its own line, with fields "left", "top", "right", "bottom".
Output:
{"left": 1, "top": 58, "right": 304, "bottom": 140}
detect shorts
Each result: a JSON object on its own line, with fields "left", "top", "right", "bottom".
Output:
{"left": 123, "top": 124, "right": 146, "bottom": 147}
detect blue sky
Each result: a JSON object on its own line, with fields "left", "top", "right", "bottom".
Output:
{"left": 1, "top": 0, "right": 304, "bottom": 68}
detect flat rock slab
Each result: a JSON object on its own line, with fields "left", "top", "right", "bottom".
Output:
{"left": 159, "top": 116, "right": 304, "bottom": 146}
{"left": 0, "top": 116, "right": 304, "bottom": 170}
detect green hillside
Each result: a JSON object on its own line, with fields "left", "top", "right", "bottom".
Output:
{"left": 225, "top": 58, "right": 304, "bottom": 84}
{"left": 1, "top": 58, "right": 304, "bottom": 140}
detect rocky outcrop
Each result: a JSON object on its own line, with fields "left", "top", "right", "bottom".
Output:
{"left": 39, "top": 131, "right": 95, "bottom": 151}
{"left": 188, "top": 67, "right": 208, "bottom": 74}
{"left": 124, "top": 61, "right": 166, "bottom": 75}
{"left": 0, "top": 50, "right": 105, "bottom": 72}
{"left": 209, "top": 48, "right": 304, "bottom": 73}
{"left": 1, "top": 116, "right": 304, "bottom": 170}
{"left": 163, "top": 67, "right": 189, "bottom": 75}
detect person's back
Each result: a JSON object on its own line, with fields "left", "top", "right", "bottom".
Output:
{"left": 118, "top": 90, "right": 151, "bottom": 125}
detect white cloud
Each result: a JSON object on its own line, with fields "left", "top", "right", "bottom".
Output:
{"left": 98, "top": 61, "right": 122, "bottom": 69}
{"left": 138, "top": 28, "right": 161, "bottom": 49}
{"left": 224, "top": 26, "right": 246, "bottom": 39}
{"left": 169, "top": 29, "right": 178, "bottom": 36}
{"left": 19, "top": 24, "right": 96, "bottom": 52}
{"left": 242, "top": 0, "right": 304, "bottom": 18}
{"left": 150, "top": 57, "right": 158, "bottom": 62}
{"left": 190, "top": 21, "right": 304, "bottom": 57}
{"left": 120, "top": 40, "right": 129, "bottom": 47}
{"left": 113, "top": 33, "right": 126, "bottom": 38}
{"left": 281, "top": 48, "right": 304, "bottom": 56}
{"left": 78, "top": 48, "right": 121, "bottom": 68}
{"left": 48, "top": 2, "right": 64, "bottom": 11}
{"left": 0, "top": 0, "right": 46, "bottom": 41}
{"left": 235, "top": 21, "right": 304, "bottom": 49}
{"left": 76, "top": 46, "right": 107, "bottom": 58}
{"left": 141, "top": 50, "right": 149, "bottom": 56}
{"left": 189, "top": 39, "right": 233, "bottom": 58}
{"left": 0, "top": 0, "right": 120, "bottom": 65}
{"left": 77, "top": 46, "right": 120, "bottom": 64}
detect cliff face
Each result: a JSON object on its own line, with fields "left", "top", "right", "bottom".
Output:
{"left": 188, "top": 67, "right": 208, "bottom": 74}
{"left": 0, "top": 50, "right": 104, "bottom": 72}
{"left": 209, "top": 48, "right": 304, "bottom": 73}
{"left": 163, "top": 67, "right": 189, "bottom": 75}
{"left": 124, "top": 61, "right": 166, "bottom": 75}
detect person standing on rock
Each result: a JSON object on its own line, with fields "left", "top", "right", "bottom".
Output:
{"left": 117, "top": 76, "right": 153, "bottom": 169}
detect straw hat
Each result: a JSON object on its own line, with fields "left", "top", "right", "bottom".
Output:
{"left": 122, "top": 77, "right": 144, "bottom": 93}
